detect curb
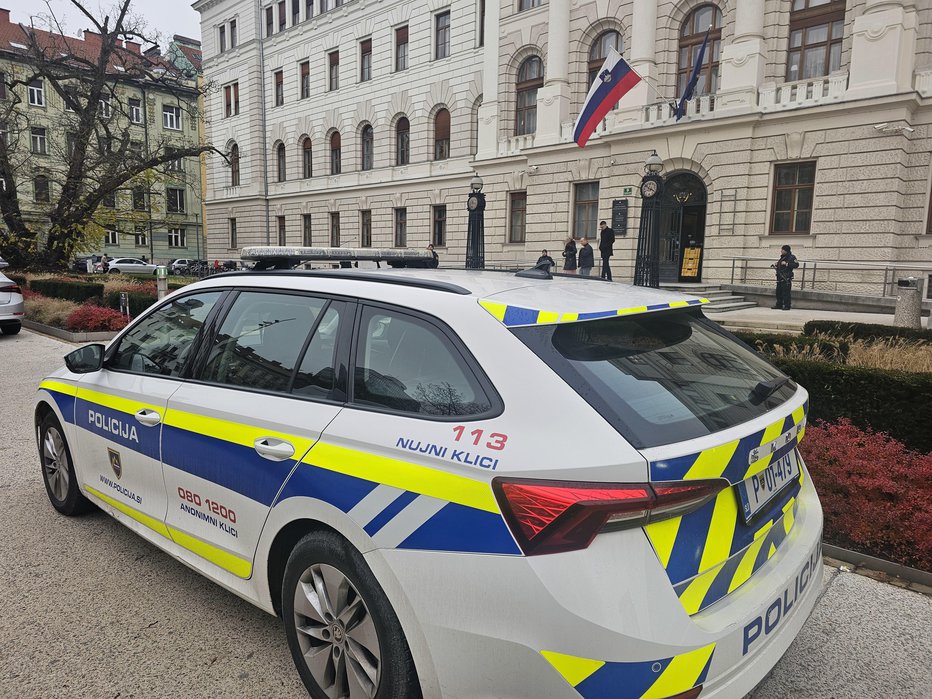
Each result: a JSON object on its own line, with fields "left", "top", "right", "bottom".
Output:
{"left": 22, "top": 320, "right": 119, "bottom": 344}
{"left": 823, "top": 543, "right": 932, "bottom": 595}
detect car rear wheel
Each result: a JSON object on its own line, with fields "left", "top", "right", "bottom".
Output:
{"left": 38, "top": 413, "right": 93, "bottom": 516}
{"left": 282, "top": 530, "right": 420, "bottom": 699}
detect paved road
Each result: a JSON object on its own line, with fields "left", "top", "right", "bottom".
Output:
{"left": 1, "top": 330, "right": 929, "bottom": 698}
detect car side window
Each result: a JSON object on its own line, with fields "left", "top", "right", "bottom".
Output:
{"left": 292, "top": 303, "right": 343, "bottom": 399}
{"left": 353, "top": 306, "right": 492, "bottom": 417}
{"left": 108, "top": 292, "right": 222, "bottom": 377}
{"left": 200, "top": 291, "right": 326, "bottom": 393}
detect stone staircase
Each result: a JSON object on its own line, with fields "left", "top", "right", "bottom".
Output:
{"left": 659, "top": 283, "right": 758, "bottom": 312}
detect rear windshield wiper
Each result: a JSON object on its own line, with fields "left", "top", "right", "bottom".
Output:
{"left": 750, "top": 377, "right": 790, "bottom": 404}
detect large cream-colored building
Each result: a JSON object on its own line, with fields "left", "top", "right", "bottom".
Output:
{"left": 195, "top": 0, "right": 932, "bottom": 290}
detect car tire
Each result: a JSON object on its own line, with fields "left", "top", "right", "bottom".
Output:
{"left": 38, "top": 412, "right": 93, "bottom": 516}
{"left": 282, "top": 530, "right": 421, "bottom": 699}
{"left": 109, "top": 269, "right": 120, "bottom": 274}
{"left": 1, "top": 323, "right": 21, "bottom": 335}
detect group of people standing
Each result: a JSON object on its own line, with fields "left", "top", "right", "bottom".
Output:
{"left": 552, "top": 221, "right": 616, "bottom": 280}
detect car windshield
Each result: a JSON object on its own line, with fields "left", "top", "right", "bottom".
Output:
{"left": 512, "top": 309, "right": 797, "bottom": 449}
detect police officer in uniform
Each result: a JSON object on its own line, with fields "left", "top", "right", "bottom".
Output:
{"left": 772, "top": 245, "right": 799, "bottom": 310}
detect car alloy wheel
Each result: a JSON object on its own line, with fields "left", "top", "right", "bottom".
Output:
{"left": 42, "top": 425, "right": 70, "bottom": 503}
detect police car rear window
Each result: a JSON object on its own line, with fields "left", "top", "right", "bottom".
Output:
{"left": 512, "top": 310, "right": 796, "bottom": 449}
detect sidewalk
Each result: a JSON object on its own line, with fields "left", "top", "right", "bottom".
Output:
{"left": 710, "top": 306, "right": 927, "bottom": 333}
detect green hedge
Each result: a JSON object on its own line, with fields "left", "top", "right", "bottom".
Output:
{"left": 103, "top": 290, "right": 157, "bottom": 317}
{"left": 803, "top": 320, "right": 932, "bottom": 343}
{"left": 773, "top": 358, "right": 932, "bottom": 454}
{"left": 30, "top": 278, "right": 104, "bottom": 303}
{"left": 733, "top": 331, "right": 849, "bottom": 362}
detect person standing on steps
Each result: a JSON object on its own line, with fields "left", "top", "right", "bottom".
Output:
{"left": 562, "top": 236, "right": 578, "bottom": 274}
{"left": 771, "top": 244, "right": 799, "bottom": 310}
{"left": 578, "top": 237, "right": 595, "bottom": 277}
{"left": 598, "top": 221, "right": 615, "bottom": 281}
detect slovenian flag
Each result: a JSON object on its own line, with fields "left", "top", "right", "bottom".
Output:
{"left": 573, "top": 47, "right": 642, "bottom": 148}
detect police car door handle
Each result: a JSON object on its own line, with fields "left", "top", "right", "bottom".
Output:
{"left": 254, "top": 437, "right": 295, "bottom": 461}
{"left": 134, "top": 409, "right": 162, "bottom": 427}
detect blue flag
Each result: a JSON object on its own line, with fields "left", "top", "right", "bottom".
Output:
{"left": 675, "top": 26, "right": 711, "bottom": 121}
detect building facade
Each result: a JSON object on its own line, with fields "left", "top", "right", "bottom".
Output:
{"left": 0, "top": 9, "right": 207, "bottom": 264}
{"left": 195, "top": 0, "right": 932, "bottom": 292}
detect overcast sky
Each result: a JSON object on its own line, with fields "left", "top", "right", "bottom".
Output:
{"left": 4, "top": 0, "right": 201, "bottom": 50}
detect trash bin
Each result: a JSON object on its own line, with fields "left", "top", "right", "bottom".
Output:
{"left": 893, "top": 277, "right": 921, "bottom": 330}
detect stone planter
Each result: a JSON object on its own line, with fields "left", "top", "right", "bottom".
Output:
{"left": 22, "top": 319, "right": 120, "bottom": 344}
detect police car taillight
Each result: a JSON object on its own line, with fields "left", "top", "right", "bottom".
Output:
{"left": 492, "top": 478, "right": 727, "bottom": 555}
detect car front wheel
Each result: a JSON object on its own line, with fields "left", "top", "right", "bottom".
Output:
{"left": 38, "top": 412, "right": 93, "bottom": 515}
{"left": 282, "top": 530, "right": 420, "bottom": 699}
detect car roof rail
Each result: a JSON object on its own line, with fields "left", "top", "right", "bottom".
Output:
{"left": 209, "top": 268, "right": 472, "bottom": 295}
{"left": 240, "top": 246, "right": 435, "bottom": 270}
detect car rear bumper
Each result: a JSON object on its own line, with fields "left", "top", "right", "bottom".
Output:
{"left": 374, "top": 470, "right": 823, "bottom": 698}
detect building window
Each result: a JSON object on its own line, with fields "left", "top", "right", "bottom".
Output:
{"left": 434, "top": 108, "right": 450, "bottom": 160}
{"left": 302, "top": 137, "right": 313, "bottom": 178}
{"left": 478, "top": 0, "right": 485, "bottom": 47}
{"left": 266, "top": 6, "right": 274, "bottom": 36}
{"left": 330, "top": 212, "right": 340, "bottom": 246}
{"left": 104, "top": 229, "right": 119, "bottom": 246}
{"left": 330, "top": 132, "right": 341, "bottom": 174}
{"left": 395, "top": 25, "right": 408, "bottom": 71}
{"left": 360, "top": 209, "right": 372, "bottom": 247}
{"left": 361, "top": 125, "right": 374, "bottom": 171}
{"left": 133, "top": 186, "right": 147, "bottom": 210}
{"left": 787, "top": 0, "right": 845, "bottom": 82}
{"left": 166, "top": 148, "right": 184, "bottom": 172}
{"left": 589, "top": 31, "right": 622, "bottom": 86}
{"left": 573, "top": 182, "right": 599, "bottom": 239}
{"left": 515, "top": 56, "right": 543, "bottom": 136}
{"left": 103, "top": 191, "right": 116, "bottom": 208}
{"left": 277, "top": 215, "right": 286, "bottom": 245}
{"left": 30, "top": 127, "right": 47, "bottom": 154}
{"left": 305, "top": 0, "right": 313, "bottom": 20}
{"left": 168, "top": 228, "right": 186, "bottom": 248}
{"left": 278, "top": 0, "right": 286, "bottom": 30}
{"left": 435, "top": 11, "right": 451, "bottom": 60}
{"left": 771, "top": 161, "right": 815, "bottom": 234}
{"left": 66, "top": 133, "right": 77, "bottom": 159}
{"left": 276, "top": 142, "right": 286, "bottom": 181}
{"left": 229, "top": 218, "right": 237, "bottom": 248}
{"left": 230, "top": 143, "right": 240, "bottom": 186}
{"left": 98, "top": 95, "right": 112, "bottom": 118}
{"left": 396, "top": 116, "right": 409, "bottom": 165}
{"left": 129, "top": 97, "right": 142, "bottom": 123}
{"left": 167, "top": 187, "right": 186, "bottom": 213}
{"left": 28, "top": 78, "right": 44, "bottom": 106}
{"left": 292, "top": 0, "right": 300, "bottom": 25}
{"left": 224, "top": 83, "right": 240, "bottom": 117}
{"left": 360, "top": 38, "right": 372, "bottom": 82}
{"left": 432, "top": 205, "right": 447, "bottom": 246}
{"left": 134, "top": 228, "right": 148, "bottom": 247}
{"left": 219, "top": 25, "right": 226, "bottom": 52}
{"left": 300, "top": 61, "right": 310, "bottom": 98}
{"left": 329, "top": 51, "right": 339, "bottom": 91}
{"left": 274, "top": 70, "right": 284, "bottom": 106}
{"left": 163, "top": 105, "right": 182, "bottom": 130}
{"left": 0, "top": 71, "right": 6, "bottom": 100}
{"left": 302, "top": 214, "right": 312, "bottom": 246}
{"left": 394, "top": 208, "right": 407, "bottom": 247}
{"left": 519, "top": 0, "right": 541, "bottom": 10}
{"left": 230, "top": 19, "right": 237, "bottom": 47}
{"left": 509, "top": 191, "right": 527, "bottom": 243}
{"left": 34, "top": 175, "right": 50, "bottom": 202}
{"left": 678, "top": 5, "right": 722, "bottom": 97}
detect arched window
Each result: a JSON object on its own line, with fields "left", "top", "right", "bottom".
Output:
{"left": 230, "top": 144, "right": 240, "bottom": 186}
{"left": 786, "top": 0, "right": 846, "bottom": 81}
{"left": 678, "top": 5, "right": 722, "bottom": 97}
{"left": 276, "top": 142, "right": 286, "bottom": 182}
{"left": 302, "top": 137, "right": 313, "bottom": 178}
{"left": 395, "top": 116, "right": 410, "bottom": 166}
{"left": 434, "top": 108, "right": 450, "bottom": 160}
{"left": 330, "top": 131, "right": 341, "bottom": 175}
{"left": 361, "top": 125, "right": 374, "bottom": 170}
{"left": 515, "top": 56, "right": 543, "bottom": 136}
{"left": 588, "top": 31, "right": 622, "bottom": 85}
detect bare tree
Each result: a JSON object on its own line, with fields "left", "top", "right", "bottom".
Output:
{"left": 0, "top": 0, "right": 221, "bottom": 269}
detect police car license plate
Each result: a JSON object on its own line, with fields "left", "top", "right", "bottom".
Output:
{"left": 737, "top": 450, "right": 800, "bottom": 523}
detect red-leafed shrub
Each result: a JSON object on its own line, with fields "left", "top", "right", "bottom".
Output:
{"left": 799, "top": 419, "right": 932, "bottom": 571}
{"left": 64, "top": 305, "right": 129, "bottom": 332}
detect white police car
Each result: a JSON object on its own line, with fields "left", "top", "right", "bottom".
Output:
{"left": 35, "top": 248, "right": 822, "bottom": 698}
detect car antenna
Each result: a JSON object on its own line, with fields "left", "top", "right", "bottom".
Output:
{"left": 515, "top": 261, "right": 553, "bottom": 280}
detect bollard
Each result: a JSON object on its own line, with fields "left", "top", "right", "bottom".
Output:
{"left": 156, "top": 265, "right": 169, "bottom": 300}
{"left": 893, "top": 277, "right": 921, "bottom": 330}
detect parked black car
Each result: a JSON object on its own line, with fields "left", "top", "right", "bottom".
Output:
{"left": 71, "top": 255, "right": 102, "bottom": 273}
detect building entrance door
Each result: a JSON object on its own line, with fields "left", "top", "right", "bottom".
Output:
{"left": 658, "top": 172, "right": 708, "bottom": 283}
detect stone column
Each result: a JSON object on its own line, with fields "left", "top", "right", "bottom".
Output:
{"left": 847, "top": 0, "right": 918, "bottom": 100}
{"left": 615, "top": 0, "right": 658, "bottom": 127}
{"left": 716, "top": 0, "right": 766, "bottom": 115}
{"left": 476, "top": 0, "right": 501, "bottom": 160}
{"left": 535, "top": 0, "right": 571, "bottom": 146}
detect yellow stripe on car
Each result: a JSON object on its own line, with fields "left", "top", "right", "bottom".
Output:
{"left": 682, "top": 439, "right": 739, "bottom": 480}
{"left": 539, "top": 650, "right": 605, "bottom": 687}
{"left": 163, "top": 409, "right": 315, "bottom": 456}
{"left": 698, "top": 488, "right": 738, "bottom": 573}
{"left": 39, "top": 379, "right": 78, "bottom": 396}
{"left": 641, "top": 643, "right": 715, "bottom": 699}
{"left": 75, "top": 386, "right": 164, "bottom": 419}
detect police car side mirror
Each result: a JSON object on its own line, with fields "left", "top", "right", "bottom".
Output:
{"left": 65, "top": 344, "right": 105, "bottom": 374}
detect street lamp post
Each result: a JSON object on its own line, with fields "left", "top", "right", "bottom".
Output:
{"left": 465, "top": 174, "right": 486, "bottom": 270}
{"left": 633, "top": 150, "right": 665, "bottom": 288}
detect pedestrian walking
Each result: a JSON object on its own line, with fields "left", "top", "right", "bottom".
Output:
{"left": 771, "top": 244, "right": 799, "bottom": 310}
{"left": 598, "top": 220, "right": 615, "bottom": 281}
{"left": 562, "top": 236, "right": 578, "bottom": 274}
{"left": 427, "top": 243, "right": 439, "bottom": 268}
{"left": 578, "top": 237, "right": 595, "bottom": 277}
{"left": 536, "top": 249, "right": 555, "bottom": 272}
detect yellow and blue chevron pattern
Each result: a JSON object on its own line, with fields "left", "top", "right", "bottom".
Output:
{"left": 478, "top": 297, "right": 710, "bottom": 327}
